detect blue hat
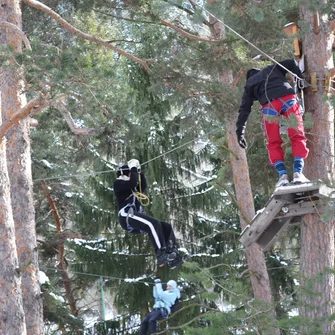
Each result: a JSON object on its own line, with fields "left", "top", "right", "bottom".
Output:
{"left": 167, "top": 280, "right": 177, "bottom": 289}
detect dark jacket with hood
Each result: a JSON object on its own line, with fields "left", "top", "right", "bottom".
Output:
{"left": 113, "top": 167, "right": 147, "bottom": 211}
{"left": 236, "top": 59, "right": 303, "bottom": 137}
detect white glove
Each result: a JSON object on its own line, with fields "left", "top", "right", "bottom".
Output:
{"left": 128, "top": 159, "right": 140, "bottom": 170}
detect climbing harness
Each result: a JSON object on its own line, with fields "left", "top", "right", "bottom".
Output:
{"left": 119, "top": 172, "right": 150, "bottom": 233}
{"left": 262, "top": 97, "right": 299, "bottom": 135}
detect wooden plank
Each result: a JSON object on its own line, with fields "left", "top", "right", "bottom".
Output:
{"left": 274, "top": 182, "right": 335, "bottom": 199}
{"left": 239, "top": 182, "right": 335, "bottom": 249}
{"left": 274, "top": 201, "right": 328, "bottom": 218}
{"left": 273, "top": 182, "right": 321, "bottom": 196}
{"left": 317, "top": 184, "right": 335, "bottom": 198}
{"left": 239, "top": 197, "right": 288, "bottom": 247}
{"left": 258, "top": 217, "right": 293, "bottom": 251}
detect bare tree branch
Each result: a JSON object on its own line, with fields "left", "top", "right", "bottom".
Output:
{"left": 40, "top": 181, "right": 79, "bottom": 316}
{"left": 95, "top": 9, "right": 217, "bottom": 43}
{"left": 51, "top": 100, "right": 98, "bottom": 135}
{"left": 0, "top": 21, "right": 31, "bottom": 50}
{"left": 0, "top": 96, "right": 48, "bottom": 139}
{"left": 231, "top": 68, "right": 245, "bottom": 88}
{"left": 23, "top": 0, "right": 150, "bottom": 71}
{"left": 160, "top": 19, "right": 218, "bottom": 43}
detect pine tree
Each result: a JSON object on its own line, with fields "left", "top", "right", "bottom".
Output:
{"left": 299, "top": 3, "right": 335, "bottom": 333}
{"left": 6, "top": 0, "right": 335, "bottom": 333}
{"left": 0, "top": 1, "right": 42, "bottom": 333}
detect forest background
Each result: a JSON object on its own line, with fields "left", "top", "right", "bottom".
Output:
{"left": 1, "top": 0, "right": 335, "bottom": 334}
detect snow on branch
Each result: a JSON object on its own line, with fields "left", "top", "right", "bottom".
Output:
{"left": 23, "top": 0, "right": 150, "bottom": 71}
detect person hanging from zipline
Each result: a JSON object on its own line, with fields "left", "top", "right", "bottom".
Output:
{"left": 236, "top": 58, "right": 309, "bottom": 188}
{"left": 140, "top": 279, "right": 180, "bottom": 335}
{"left": 113, "top": 158, "right": 180, "bottom": 267}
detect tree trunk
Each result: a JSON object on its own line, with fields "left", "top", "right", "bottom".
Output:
{"left": 0, "top": 1, "right": 43, "bottom": 333}
{"left": 41, "top": 181, "right": 78, "bottom": 316}
{"left": 227, "top": 123, "right": 279, "bottom": 334}
{"left": 207, "top": 7, "right": 278, "bottom": 334}
{"left": 299, "top": 6, "right": 335, "bottom": 334}
{"left": 0, "top": 94, "right": 26, "bottom": 333}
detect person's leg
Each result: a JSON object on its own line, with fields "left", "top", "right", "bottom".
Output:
{"left": 262, "top": 101, "right": 287, "bottom": 186}
{"left": 160, "top": 221, "right": 177, "bottom": 249}
{"left": 148, "top": 309, "right": 165, "bottom": 334}
{"left": 285, "top": 102, "right": 309, "bottom": 161}
{"left": 119, "top": 209, "right": 173, "bottom": 265}
{"left": 282, "top": 95, "right": 309, "bottom": 183}
{"left": 119, "top": 208, "right": 166, "bottom": 252}
{"left": 140, "top": 312, "right": 152, "bottom": 335}
{"left": 262, "top": 102, "right": 285, "bottom": 165}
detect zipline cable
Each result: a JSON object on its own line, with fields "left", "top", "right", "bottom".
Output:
{"left": 42, "top": 266, "right": 157, "bottom": 285}
{"left": 34, "top": 6, "right": 309, "bottom": 184}
{"left": 196, "top": 2, "right": 304, "bottom": 81}
{"left": 34, "top": 127, "right": 220, "bottom": 182}
{"left": 34, "top": 5, "right": 308, "bottom": 183}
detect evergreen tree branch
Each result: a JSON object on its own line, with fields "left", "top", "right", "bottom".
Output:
{"left": 22, "top": 0, "right": 150, "bottom": 72}
{"left": 215, "top": 181, "right": 251, "bottom": 225}
{"left": 0, "top": 21, "right": 31, "bottom": 50}
{"left": 0, "top": 96, "right": 48, "bottom": 139}
{"left": 231, "top": 0, "right": 252, "bottom": 21}
{"left": 155, "top": 303, "right": 218, "bottom": 334}
{"left": 94, "top": 10, "right": 157, "bottom": 25}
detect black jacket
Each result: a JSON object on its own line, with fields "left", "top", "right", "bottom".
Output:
{"left": 236, "top": 59, "right": 303, "bottom": 136}
{"left": 113, "top": 167, "right": 147, "bottom": 211}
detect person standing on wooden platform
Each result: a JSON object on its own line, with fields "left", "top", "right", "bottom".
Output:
{"left": 236, "top": 59, "right": 309, "bottom": 187}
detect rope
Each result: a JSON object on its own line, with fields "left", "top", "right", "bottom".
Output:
{"left": 197, "top": 3, "right": 304, "bottom": 81}
{"left": 133, "top": 172, "right": 151, "bottom": 206}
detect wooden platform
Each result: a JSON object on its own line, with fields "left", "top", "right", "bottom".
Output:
{"left": 239, "top": 182, "right": 335, "bottom": 251}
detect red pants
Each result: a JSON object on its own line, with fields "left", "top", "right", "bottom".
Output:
{"left": 262, "top": 94, "right": 309, "bottom": 165}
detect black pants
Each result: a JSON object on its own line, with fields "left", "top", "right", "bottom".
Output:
{"left": 140, "top": 308, "right": 168, "bottom": 335}
{"left": 118, "top": 207, "right": 176, "bottom": 253}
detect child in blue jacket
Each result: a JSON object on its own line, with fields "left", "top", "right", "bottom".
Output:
{"left": 140, "top": 279, "right": 180, "bottom": 335}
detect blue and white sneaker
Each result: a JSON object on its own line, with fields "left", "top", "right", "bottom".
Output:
{"left": 168, "top": 253, "right": 188, "bottom": 270}
{"left": 157, "top": 249, "right": 177, "bottom": 267}
{"left": 275, "top": 174, "right": 290, "bottom": 188}
{"left": 292, "top": 172, "right": 310, "bottom": 184}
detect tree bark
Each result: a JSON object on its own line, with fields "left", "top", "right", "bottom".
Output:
{"left": 299, "top": 6, "right": 335, "bottom": 334}
{"left": 0, "top": 92, "right": 27, "bottom": 334}
{"left": 0, "top": 1, "right": 43, "bottom": 333}
{"left": 40, "top": 181, "right": 79, "bottom": 316}
{"left": 207, "top": 6, "right": 278, "bottom": 334}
